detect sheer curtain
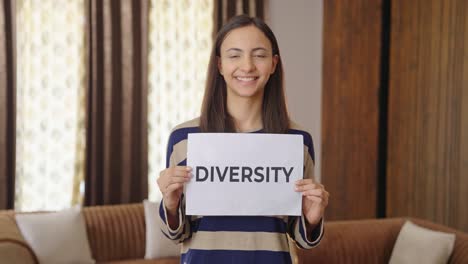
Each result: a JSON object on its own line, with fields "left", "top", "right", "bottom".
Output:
{"left": 15, "top": 0, "right": 86, "bottom": 211}
{"left": 147, "top": 0, "right": 213, "bottom": 201}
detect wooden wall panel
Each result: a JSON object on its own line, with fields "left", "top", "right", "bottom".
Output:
{"left": 322, "top": 0, "right": 382, "bottom": 220}
{"left": 387, "top": 0, "right": 468, "bottom": 231}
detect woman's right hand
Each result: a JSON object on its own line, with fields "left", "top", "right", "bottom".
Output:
{"left": 157, "top": 166, "right": 192, "bottom": 214}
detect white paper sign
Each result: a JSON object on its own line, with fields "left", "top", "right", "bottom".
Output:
{"left": 186, "top": 133, "right": 303, "bottom": 216}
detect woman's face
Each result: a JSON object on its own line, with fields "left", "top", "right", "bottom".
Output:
{"left": 218, "top": 25, "right": 278, "bottom": 100}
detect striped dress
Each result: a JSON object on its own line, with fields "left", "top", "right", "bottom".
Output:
{"left": 158, "top": 118, "right": 324, "bottom": 264}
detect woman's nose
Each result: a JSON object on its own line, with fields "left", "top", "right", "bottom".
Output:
{"left": 240, "top": 57, "right": 255, "bottom": 72}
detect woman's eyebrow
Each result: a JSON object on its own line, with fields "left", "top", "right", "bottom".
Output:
{"left": 225, "top": 47, "right": 268, "bottom": 52}
{"left": 225, "top": 48, "right": 243, "bottom": 52}
{"left": 252, "top": 47, "right": 268, "bottom": 52}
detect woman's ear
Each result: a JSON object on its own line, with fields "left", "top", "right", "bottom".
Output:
{"left": 271, "top": 54, "right": 279, "bottom": 74}
{"left": 217, "top": 56, "right": 223, "bottom": 75}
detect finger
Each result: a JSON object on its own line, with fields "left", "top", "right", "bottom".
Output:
{"left": 161, "top": 166, "right": 192, "bottom": 176}
{"left": 163, "top": 167, "right": 192, "bottom": 178}
{"left": 169, "top": 170, "right": 192, "bottom": 178}
{"left": 157, "top": 172, "right": 190, "bottom": 188}
{"left": 301, "top": 189, "right": 324, "bottom": 197}
{"left": 168, "top": 176, "right": 191, "bottom": 184}
{"left": 295, "top": 183, "right": 319, "bottom": 192}
{"left": 165, "top": 182, "right": 184, "bottom": 194}
{"left": 295, "top": 179, "right": 315, "bottom": 186}
{"left": 173, "top": 166, "right": 192, "bottom": 172}
{"left": 304, "top": 194, "right": 329, "bottom": 207}
{"left": 303, "top": 195, "right": 324, "bottom": 204}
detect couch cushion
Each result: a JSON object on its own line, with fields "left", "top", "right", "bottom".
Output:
{"left": 15, "top": 206, "right": 95, "bottom": 264}
{"left": 143, "top": 200, "right": 180, "bottom": 259}
{"left": 389, "top": 220, "right": 455, "bottom": 264}
{"left": 99, "top": 257, "right": 179, "bottom": 264}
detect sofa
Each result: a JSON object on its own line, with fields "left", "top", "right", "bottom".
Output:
{"left": 1, "top": 203, "right": 467, "bottom": 263}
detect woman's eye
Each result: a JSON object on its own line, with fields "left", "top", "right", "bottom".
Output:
{"left": 254, "top": 55, "right": 267, "bottom": 58}
{"left": 228, "top": 55, "right": 240, "bottom": 58}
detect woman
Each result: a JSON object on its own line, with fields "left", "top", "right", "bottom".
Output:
{"left": 157, "top": 15, "right": 329, "bottom": 264}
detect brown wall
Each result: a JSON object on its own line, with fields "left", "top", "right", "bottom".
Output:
{"left": 322, "top": 0, "right": 383, "bottom": 220}
{"left": 322, "top": 0, "right": 468, "bottom": 231}
{"left": 386, "top": 0, "right": 468, "bottom": 231}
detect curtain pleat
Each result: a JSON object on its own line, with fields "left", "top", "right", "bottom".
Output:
{"left": 213, "top": 0, "right": 265, "bottom": 37}
{"left": 85, "top": 0, "right": 149, "bottom": 206}
{"left": 0, "top": 0, "right": 16, "bottom": 210}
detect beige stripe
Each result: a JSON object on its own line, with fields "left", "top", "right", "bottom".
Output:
{"left": 181, "top": 231, "right": 290, "bottom": 254}
{"left": 172, "top": 117, "right": 200, "bottom": 131}
{"left": 169, "top": 139, "right": 188, "bottom": 166}
{"left": 289, "top": 120, "right": 303, "bottom": 130}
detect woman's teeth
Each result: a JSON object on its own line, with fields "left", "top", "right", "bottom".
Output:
{"left": 236, "top": 77, "right": 257, "bottom": 81}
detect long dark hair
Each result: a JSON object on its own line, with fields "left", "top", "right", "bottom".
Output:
{"left": 200, "top": 15, "right": 289, "bottom": 133}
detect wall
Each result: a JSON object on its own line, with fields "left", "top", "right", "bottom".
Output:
{"left": 266, "top": 0, "right": 323, "bottom": 180}
{"left": 320, "top": 0, "right": 383, "bottom": 220}
{"left": 316, "top": 0, "right": 468, "bottom": 231}
{"left": 386, "top": 0, "right": 468, "bottom": 231}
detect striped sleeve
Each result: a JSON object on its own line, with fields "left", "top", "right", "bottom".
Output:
{"left": 288, "top": 131, "right": 324, "bottom": 249}
{"left": 157, "top": 131, "right": 193, "bottom": 244}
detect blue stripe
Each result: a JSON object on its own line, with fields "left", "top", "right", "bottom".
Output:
{"left": 159, "top": 200, "right": 167, "bottom": 224}
{"left": 171, "top": 127, "right": 201, "bottom": 145}
{"left": 190, "top": 216, "right": 287, "bottom": 233}
{"left": 165, "top": 127, "right": 314, "bottom": 167}
{"left": 286, "top": 216, "right": 297, "bottom": 240}
{"left": 166, "top": 127, "right": 200, "bottom": 168}
{"left": 159, "top": 198, "right": 185, "bottom": 238}
{"left": 181, "top": 249, "right": 292, "bottom": 264}
{"left": 298, "top": 216, "right": 321, "bottom": 248}
{"left": 167, "top": 225, "right": 181, "bottom": 238}
{"left": 161, "top": 229, "right": 173, "bottom": 240}
{"left": 288, "top": 129, "right": 315, "bottom": 162}
{"left": 169, "top": 229, "right": 184, "bottom": 240}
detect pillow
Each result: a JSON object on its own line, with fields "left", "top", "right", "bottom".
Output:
{"left": 389, "top": 220, "right": 455, "bottom": 264}
{"left": 15, "top": 206, "right": 95, "bottom": 264}
{"left": 143, "top": 200, "right": 181, "bottom": 258}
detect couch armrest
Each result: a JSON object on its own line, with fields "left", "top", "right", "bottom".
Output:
{"left": 296, "top": 218, "right": 405, "bottom": 264}
{"left": 0, "top": 213, "right": 38, "bottom": 264}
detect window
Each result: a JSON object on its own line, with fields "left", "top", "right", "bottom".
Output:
{"left": 15, "top": 0, "right": 213, "bottom": 209}
{"left": 148, "top": 0, "right": 213, "bottom": 201}
{"left": 15, "top": 0, "right": 86, "bottom": 211}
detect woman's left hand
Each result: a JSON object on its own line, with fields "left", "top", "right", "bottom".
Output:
{"left": 295, "top": 179, "right": 329, "bottom": 226}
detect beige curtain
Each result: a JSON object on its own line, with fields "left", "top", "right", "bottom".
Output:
{"left": 213, "top": 0, "right": 264, "bottom": 36}
{"left": 0, "top": 0, "right": 15, "bottom": 210}
{"left": 85, "top": 0, "right": 149, "bottom": 205}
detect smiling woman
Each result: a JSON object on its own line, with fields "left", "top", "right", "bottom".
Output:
{"left": 156, "top": 15, "right": 328, "bottom": 264}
